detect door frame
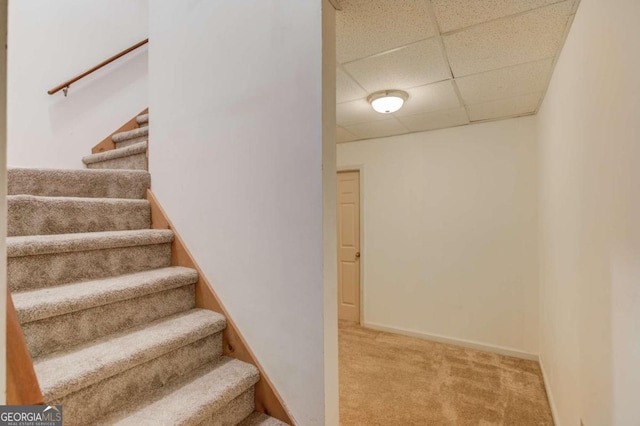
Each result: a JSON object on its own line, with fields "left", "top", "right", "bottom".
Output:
{"left": 337, "top": 165, "right": 365, "bottom": 326}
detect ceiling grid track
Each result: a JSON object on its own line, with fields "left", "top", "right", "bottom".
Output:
{"left": 423, "top": 0, "right": 471, "bottom": 125}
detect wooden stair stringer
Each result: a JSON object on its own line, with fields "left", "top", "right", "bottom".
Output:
{"left": 146, "top": 189, "right": 295, "bottom": 425}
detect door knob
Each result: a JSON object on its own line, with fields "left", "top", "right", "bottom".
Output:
{"left": 355, "top": 251, "right": 360, "bottom": 258}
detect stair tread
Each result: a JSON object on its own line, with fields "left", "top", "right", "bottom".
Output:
{"left": 82, "top": 141, "right": 147, "bottom": 165}
{"left": 112, "top": 126, "right": 148, "bottom": 142}
{"left": 239, "top": 412, "right": 289, "bottom": 426}
{"left": 136, "top": 114, "right": 149, "bottom": 124}
{"left": 97, "top": 357, "right": 259, "bottom": 426}
{"left": 7, "top": 229, "right": 174, "bottom": 258}
{"left": 7, "top": 194, "right": 149, "bottom": 209}
{"left": 8, "top": 168, "right": 150, "bottom": 199}
{"left": 35, "top": 309, "right": 226, "bottom": 401}
{"left": 7, "top": 195, "right": 151, "bottom": 236}
{"left": 13, "top": 266, "right": 198, "bottom": 324}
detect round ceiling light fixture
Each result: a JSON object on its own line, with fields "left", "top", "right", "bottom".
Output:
{"left": 367, "top": 90, "right": 409, "bottom": 114}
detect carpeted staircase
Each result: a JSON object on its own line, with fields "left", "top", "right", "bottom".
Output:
{"left": 8, "top": 113, "right": 287, "bottom": 425}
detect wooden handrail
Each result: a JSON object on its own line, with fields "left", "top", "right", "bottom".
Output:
{"left": 48, "top": 38, "right": 148, "bottom": 96}
{"left": 7, "top": 287, "right": 44, "bottom": 405}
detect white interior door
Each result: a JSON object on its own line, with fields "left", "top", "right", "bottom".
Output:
{"left": 337, "top": 171, "right": 360, "bottom": 322}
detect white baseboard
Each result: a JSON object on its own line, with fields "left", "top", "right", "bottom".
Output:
{"left": 539, "top": 354, "right": 560, "bottom": 426}
{"left": 362, "top": 321, "right": 539, "bottom": 361}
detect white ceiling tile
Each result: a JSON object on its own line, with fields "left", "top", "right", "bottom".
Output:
{"left": 443, "top": 1, "right": 572, "bottom": 77}
{"left": 337, "top": 99, "right": 390, "bottom": 126}
{"left": 344, "top": 39, "right": 451, "bottom": 93}
{"left": 394, "top": 80, "right": 460, "bottom": 117}
{"left": 397, "top": 107, "right": 469, "bottom": 132}
{"left": 456, "top": 58, "right": 554, "bottom": 104}
{"left": 432, "top": 0, "right": 561, "bottom": 33}
{"left": 337, "top": 126, "right": 359, "bottom": 143}
{"left": 336, "top": 0, "right": 437, "bottom": 64}
{"left": 344, "top": 118, "right": 409, "bottom": 140}
{"left": 467, "top": 92, "right": 542, "bottom": 121}
{"left": 336, "top": 68, "right": 367, "bottom": 103}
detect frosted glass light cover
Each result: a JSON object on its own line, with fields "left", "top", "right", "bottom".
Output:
{"left": 371, "top": 96, "right": 405, "bottom": 113}
{"left": 367, "top": 90, "right": 409, "bottom": 114}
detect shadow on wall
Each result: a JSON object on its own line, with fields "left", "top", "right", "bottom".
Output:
{"left": 47, "top": 48, "right": 148, "bottom": 135}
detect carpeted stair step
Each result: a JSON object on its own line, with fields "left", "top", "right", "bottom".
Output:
{"left": 7, "top": 195, "right": 150, "bottom": 236}
{"left": 8, "top": 168, "right": 150, "bottom": 199}
{"left": 7, "top": 229, "right": 173, "bottom": 292}
{"left": 82, "top": 141, "right": 148, "bottom": 171}
{"left": 239, "top": 412, "right": 289, "bottom": 426}
{"left": 36, "top": 309, "right": 227, "bottom": 425}
{"left": 8, "top": 109, "right": 282, "bottom": 425}
{"left": 13, "top": 267, "right": 199, "bottom": 357}
{"left": 97, "top": 357, "right": 260, "bottom": 426}
{"left": 112, "top": 126, "right": 148, "bottom": 149}
{"left": 136, "top": 113, "right": 149, "bottom": 127}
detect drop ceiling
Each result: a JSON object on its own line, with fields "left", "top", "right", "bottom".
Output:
{"left": 336, "top": 0, "right": 580, "bottom": 143}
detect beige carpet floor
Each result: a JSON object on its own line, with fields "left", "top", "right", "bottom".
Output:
{"left": 339, "top": 321, "right": 553, "bottom": 425}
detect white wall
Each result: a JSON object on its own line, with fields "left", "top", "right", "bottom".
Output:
{"left": 148, "top": 2, "right": 325, "bottom": 424}
{"left": 337, "top": 116, "right": 539, "bottom": 357}
{"left": 321, "top": 1, "right": 339, "bottom": 424}
{"left": 536, "top": 0, "right": 640, "bottom": 424}
{"left": 7, "top": 0, "right": 148, "bottom": 169}
{"left": 0, "top": 0, "right": 7, "bottom": 405}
